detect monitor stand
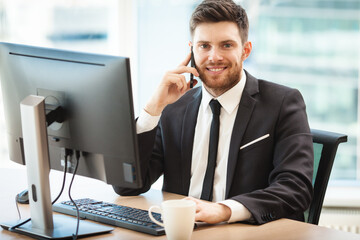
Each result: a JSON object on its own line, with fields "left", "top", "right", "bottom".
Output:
{"left": 0, "top": 95, "right": 113, "bottom": 239}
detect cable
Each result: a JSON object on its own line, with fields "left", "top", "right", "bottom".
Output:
{"left": 15, "top": 195, "right": 21, "bottom": 220}
{"left": 9, "top": 218, "right": 31, "bottom": 231}
{"left": 9, "top": 149, "right": 71, "bottom": 232}
{"left": 68, "top": 150, "right": 80, "bottom": 240}
{"left": 51, "top": 151, "right": 69, "bottom": 204}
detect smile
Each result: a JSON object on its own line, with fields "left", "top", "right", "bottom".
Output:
{"left": 206, "top": 67, "right": 227, "bottom": 73}
{"left": 209, "top": 68, "right": 224, "bottom": 72}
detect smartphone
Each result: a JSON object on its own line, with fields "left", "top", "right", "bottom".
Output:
{"left": 190, "top": 46, "right": 195, "bottom": 88}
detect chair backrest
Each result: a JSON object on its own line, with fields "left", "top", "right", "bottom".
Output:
{"left": 305, "top": 129, "right": 347, "bottom": 225}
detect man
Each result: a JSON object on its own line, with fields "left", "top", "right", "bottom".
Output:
{"left": 113, "top": 0, "right": 313, "bottom": 225}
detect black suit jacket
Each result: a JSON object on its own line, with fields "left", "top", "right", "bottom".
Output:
{"left": 113, "top": 70, "right": 314, "bottom": 224}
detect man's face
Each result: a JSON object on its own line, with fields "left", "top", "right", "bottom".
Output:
{"left": 192, "top": 21, "right": 251, "bottom": 96}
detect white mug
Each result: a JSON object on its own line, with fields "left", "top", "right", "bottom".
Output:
{"left": 148, "top": 199, "right": 196, "bottom": 240}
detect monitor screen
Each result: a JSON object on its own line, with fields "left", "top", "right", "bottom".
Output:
{"left": 0, "top": 42, "right": 142, "bottom": 189}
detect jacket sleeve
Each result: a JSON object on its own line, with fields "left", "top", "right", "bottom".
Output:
{"left": 112, "top": 125, "right": 164, "bottom": 196}
{"left": 232, "top": 89, "right": 314, "bottom": 224}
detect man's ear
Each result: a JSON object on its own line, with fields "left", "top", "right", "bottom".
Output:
{"left": 242, "top": 41, "right": 252, "bottom": 61}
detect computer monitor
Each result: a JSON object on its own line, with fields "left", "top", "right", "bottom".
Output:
{"left": 0, "top": 42, "right": 142, "bottom": 239}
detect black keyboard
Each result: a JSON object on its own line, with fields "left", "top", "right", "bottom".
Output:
{"left": 53, "top": 198, "right": 165, "bottom": 236}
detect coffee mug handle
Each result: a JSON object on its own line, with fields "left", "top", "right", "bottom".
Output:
{"left": 148, "top": 205, "right": 164, "bottom": 227}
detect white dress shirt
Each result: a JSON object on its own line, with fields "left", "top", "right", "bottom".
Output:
{"left": 136, "top": 70, "right": 252, "bottom": 222}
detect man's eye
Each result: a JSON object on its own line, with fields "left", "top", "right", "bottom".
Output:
{"left": 224, "top": 43, "right": 232, "bottom": 48}
{"left": 200, "top": 44, "right": 209, "bottom": 49}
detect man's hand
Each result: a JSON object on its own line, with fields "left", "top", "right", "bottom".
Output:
{"left": 144, "top": 53, "right": 199, "bottom": 116}
{"left": 185, "top": 197, "right": 231, "bottom": 224}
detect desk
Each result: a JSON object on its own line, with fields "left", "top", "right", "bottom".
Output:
{"left": 1, "top": 167, "right": 359, "bottom": 240}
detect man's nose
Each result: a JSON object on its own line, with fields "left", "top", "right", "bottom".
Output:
{"left": 208, "top": 48, "right": 223, "bottom": 62}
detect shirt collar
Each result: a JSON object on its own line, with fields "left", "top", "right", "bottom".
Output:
{"left": 201, "top": 69, "right": 247, "bottom": 115}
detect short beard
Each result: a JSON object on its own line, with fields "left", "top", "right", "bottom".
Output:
{"left": 198, "top": 63, "right": 242, "bottom": 96}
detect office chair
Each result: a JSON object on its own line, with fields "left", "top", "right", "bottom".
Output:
{"left": 305, "top": 129, "right": 347, "bottom": 225}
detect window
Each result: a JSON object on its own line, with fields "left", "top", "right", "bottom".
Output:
{"left": 241, "top": 0, "right": 360, "bottom": 181}
{"left": 0, "top": 0, "right": 359, "bottom": 185}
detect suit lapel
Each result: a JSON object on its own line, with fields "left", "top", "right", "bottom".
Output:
{"left": 181, "top": 88, "right": 202, "bottom": 194}
{"left": 226, "top": 71, "right": 259, "bottom": 198}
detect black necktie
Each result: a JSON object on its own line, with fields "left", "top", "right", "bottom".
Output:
{"left": 200, "top": 99, "right": 221, "bottom": 201}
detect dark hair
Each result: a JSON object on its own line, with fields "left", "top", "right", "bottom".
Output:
{"left": 190, "top": 0, "right": 249, "bottom": 44}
